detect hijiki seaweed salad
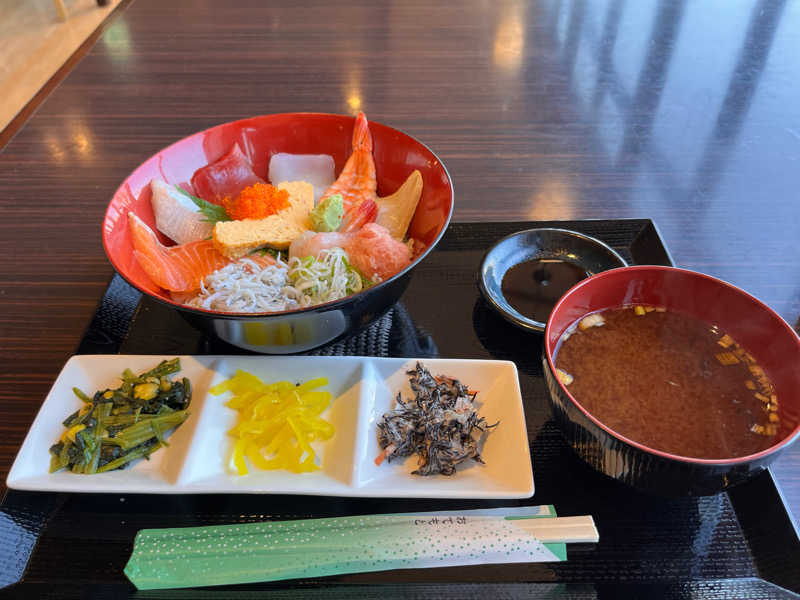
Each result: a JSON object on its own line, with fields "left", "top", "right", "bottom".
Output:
{"left": 375, "top": 362, "right": 498, "bottom": 476}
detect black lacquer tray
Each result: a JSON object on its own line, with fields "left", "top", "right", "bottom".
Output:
{"left": 2, "top": 220, "right": 799, "bottom": 599}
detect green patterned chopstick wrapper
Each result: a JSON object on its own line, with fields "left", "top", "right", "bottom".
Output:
{"left": 124, "top": 505, "right": 565, "bottom": 590}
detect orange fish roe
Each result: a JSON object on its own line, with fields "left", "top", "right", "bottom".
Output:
{"left": 223, "top": 183, "right": 290, "bottom": 220}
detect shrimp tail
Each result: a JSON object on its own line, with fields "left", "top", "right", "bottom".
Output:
{"left": 352, "top": 111, "right": 373, "bottom": 152}
{"left": 318, "top": 112, "right": 377, "bottom": 212}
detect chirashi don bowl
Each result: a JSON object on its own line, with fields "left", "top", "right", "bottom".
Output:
{"left": 102, "top": 113, "right": 454, "bottom": 353}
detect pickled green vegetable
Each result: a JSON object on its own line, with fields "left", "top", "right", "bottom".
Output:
{"left": 49, "top": 359, "right": 191, "bottom": 475}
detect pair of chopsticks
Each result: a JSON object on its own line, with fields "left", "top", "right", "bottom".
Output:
{"left": 125, "top": 507, "right": 599, "bottom": 590}
{"left": 510, "top": 515, "right": 598, "bottom": 543}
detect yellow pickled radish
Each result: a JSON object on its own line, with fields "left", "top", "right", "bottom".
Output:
{"left": 211, "top": 371, "right": 335, "bottom": 475}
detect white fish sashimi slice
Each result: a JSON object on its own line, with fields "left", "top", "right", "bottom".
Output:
{"left": 150, "top": 179, "right": 214, "bottom": 245}
{"left": 268, "top": 153, "right": 335, "bottom": 204}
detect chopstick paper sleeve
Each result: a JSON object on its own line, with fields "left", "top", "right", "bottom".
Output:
{"left": 124, "top": 508, "right": 567, "bottom": 590}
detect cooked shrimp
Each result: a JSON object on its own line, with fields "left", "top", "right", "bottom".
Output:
{"left": 319, "top": 112, "right": 378, "bottom": 228}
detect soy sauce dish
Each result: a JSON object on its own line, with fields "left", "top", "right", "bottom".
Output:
{"left": 543, "top": 265, "right": 800, "bottom": 496}
{"left": 478, "top": 228, "right": 627, "bottom": 332}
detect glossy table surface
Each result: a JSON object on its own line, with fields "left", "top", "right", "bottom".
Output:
{"left": 0, "top": 0, "right": 798, "bottom": 548}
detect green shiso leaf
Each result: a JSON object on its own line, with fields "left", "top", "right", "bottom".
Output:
{"left": 174, "top": 185, "right": 231, "bottom": 224}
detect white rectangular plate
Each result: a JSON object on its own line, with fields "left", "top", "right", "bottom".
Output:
{"left": 7, "top": 355, "right": 533, "bottom": 498}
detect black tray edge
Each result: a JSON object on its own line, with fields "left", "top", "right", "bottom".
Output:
{"left": 729, "top": 470, "right": 800, "bottom": 592}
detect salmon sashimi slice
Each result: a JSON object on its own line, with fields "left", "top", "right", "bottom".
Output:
{"left": 319, "top": 112, "right": 378, "bottom": 228}
{"left": 129, "top": 212, "right": 233, "bottom": 292}
{"left": 191, "top": 145, "right": 264, "bottom": 206}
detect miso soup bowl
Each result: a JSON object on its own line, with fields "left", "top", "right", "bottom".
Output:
{"left": 543, "top": 265, "right": 800, "bottom": 496}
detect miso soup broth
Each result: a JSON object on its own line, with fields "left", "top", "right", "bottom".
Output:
{"left": 553, "top": 305, "right": 779, "bottom": 459}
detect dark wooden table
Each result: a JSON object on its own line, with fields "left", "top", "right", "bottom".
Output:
{"left": 1, "top": 0, "right": 798, "bottom": 534}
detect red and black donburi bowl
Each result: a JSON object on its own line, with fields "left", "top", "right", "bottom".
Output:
{"left": 543, "top": 266, "right": 800, "bottom": 496}
{"left": 102, "top": 113, "right": 453, "bottom": 353}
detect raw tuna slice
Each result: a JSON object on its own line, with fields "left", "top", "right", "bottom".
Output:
{"left": 191, "top": 145, "right": 263, "bottom": 205}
